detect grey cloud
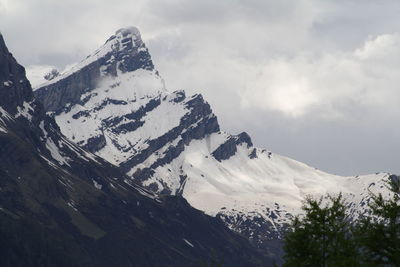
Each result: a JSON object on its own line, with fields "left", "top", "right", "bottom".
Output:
{"left": 311, "top": 1, "right": 400, "bottom": 50}
{"left": 1, "top": 0, "right": 400, "bottom": 176}
{"left": 236, "top": 109, "right": 400, "bottom": 176}
{"left": 146, "top": 0, "right": 312, "bottom": 25}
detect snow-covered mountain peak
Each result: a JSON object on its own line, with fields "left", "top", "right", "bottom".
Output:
{"left": 94, "top": 26, "right": 152, "bottom": 74}
{"left": 114, "top": 26, "right": 141, "bottom": 40}
{"left": 47, "top": 26, "right": 152, "bottom": 85}
{"left": 35, "top": 26, "right": 161, "bottom": 114}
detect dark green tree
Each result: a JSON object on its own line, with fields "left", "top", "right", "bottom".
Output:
{"left": 356, "top": 175, "right": 400, "bottom": 266}
{"left": 283, "top": 194, "right": 359, "bottom": 267}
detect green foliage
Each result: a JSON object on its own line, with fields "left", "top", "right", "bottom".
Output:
{"left": 283, "top": 176, "right": 400, "bottom": 267}
{"left": 356, "top": 177, "right": 400, "bottom": 266}
{"left": 283, "top": 194, "right": 358, "bottom": 267}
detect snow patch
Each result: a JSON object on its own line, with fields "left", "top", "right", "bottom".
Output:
{"left": 183, "top": 239, "right": 194, "bottom": 248}
{"left": 67, "top": 200, "right": 78, "bottom": 212}
{"left": 39, "top": 155, "right": 64, "bottom": 170}
{"left": 3, "top": 80, "right": 12, "bottom": 87}
{"left": 15, "top": 101, "right": 34, "bottom": 121}
{"left": 45, "top": 137, "right": 71, "bottom": 166}
{"left": 92, "top": 179, "right": 103, "bottom": 190}
{"left": 0, "top": 125, "right": 6, "bottom": 133}
{"left": 0, "top": 107, "right": 13, "bottom": 121}
{"left": 39, "top": 121, "right": 48, "bottom": 137}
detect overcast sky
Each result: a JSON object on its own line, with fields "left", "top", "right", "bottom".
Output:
{"left": 1, "top": 0, "right": 399, "bottom": 176}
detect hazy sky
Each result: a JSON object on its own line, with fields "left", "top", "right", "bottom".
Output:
{"left": 1, "top": 0, "right": 399, "bottom": 176}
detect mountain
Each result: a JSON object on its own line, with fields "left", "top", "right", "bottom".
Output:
{"left": 0, "top": 32, "right": 273, "bottom": 266}
{"left": 34, "top": 27, "right": 394, "bottom": 257}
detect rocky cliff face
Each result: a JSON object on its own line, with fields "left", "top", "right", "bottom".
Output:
{"left": 35, "top": 27, "right": 155, "bottom": 114}
{"left": 0, "top": 32, "right": 273, "bottom": 267}
{"left": 34, "top": 27, "right": 225, "bottom": 193}
{"left": 33, "top": 27, "right": 394, "bottom": 261}
{"left": 0, "top": 37, "right": 33, "bottom": 115}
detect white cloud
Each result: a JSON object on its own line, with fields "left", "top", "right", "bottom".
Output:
{"left": 0, "top": 0, "right": 11, "bottom": 13}
{"left": 241, "top": 60, "right": 318, "bottom": 117}
{"left": 0, "top": 1, "right": 5, "bottom": 14}
{"left": 239, "top": 34, "right": 400, "bottom": 119}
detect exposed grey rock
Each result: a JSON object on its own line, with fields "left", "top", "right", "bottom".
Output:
{"left": 44, "top": 68, "right": 60, "bottom": 81}
{"left": 0, "top": 33, "right": 33, "bottom": 115}
{"left": 249, "top": 148, "right": 258, "bottom": 159}
{"left": 212, "top": 131, "right": 253, "bottom": 161}
{"left": 34, "top": 27, "right": 154, "bottom": 115}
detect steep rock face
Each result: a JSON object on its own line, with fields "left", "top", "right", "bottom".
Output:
{"left": 34, "top": 27, "right": 155, "bottom": 114}
{"left": 33, "top": 27, "right": 393, "bottom": 261}
{"left": 34, "top": 28, "right": 222, "bottom": 194}
{"left": 0, "top": 35, "right": 34, "bottom": 115}
{"left": 0, "top": 32, "right": 273, "bottom": 267}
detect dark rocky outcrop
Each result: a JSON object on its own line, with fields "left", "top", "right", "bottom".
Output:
{"left": 212, "top": 131, "right": 253, "bottom": 162}
{"left": 249, "top": 148, "right": 258, "bottom": 159}
{"left": 44, "top": 68, "right": 60, "bottom": 81}
{"left": 0, "top": 34, "right": 33, "bottom": 114}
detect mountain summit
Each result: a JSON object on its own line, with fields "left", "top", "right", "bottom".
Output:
{"left": 34, "top": 26, "right": 160, "bottom": 114}
{"left": 34, "top": 27, "right": 394, "bottom": 259}
{"left": 0, "top": 31, "right": 273, "bottom": 266}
